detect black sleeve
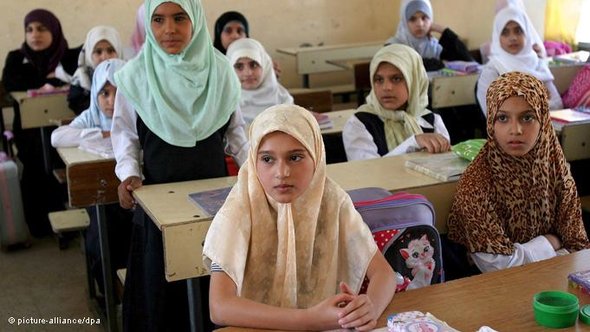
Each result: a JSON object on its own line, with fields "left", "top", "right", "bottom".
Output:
{"left": 422, "top": 58, "right": 445, "bottom": 71}
{"left": 67, "top": 83, "right": 90, "bottom": 115}
{"left": 439, "top": 28, "right": 474, "bottom": 62}
{"left": 2, "top": 50, "right": 43, "bottom": 92}
{"left": 61, "top": 45, "right": 82, "bottom": 76}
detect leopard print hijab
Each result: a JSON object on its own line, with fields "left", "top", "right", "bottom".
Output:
{"left": 448, "top": 72, "right": 589, "bottom": 255}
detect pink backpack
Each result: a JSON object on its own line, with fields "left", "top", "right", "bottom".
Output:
{"left": 562, "top": 64, "right": 590, "bottom": 108}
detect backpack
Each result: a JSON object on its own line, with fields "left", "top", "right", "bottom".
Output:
{"left": 348, "top": 187, "right": 444, "bottom": 292}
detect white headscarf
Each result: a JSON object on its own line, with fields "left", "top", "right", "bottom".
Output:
{"left": 487, "top": 5, "right": 553, "bottom": 81}
{"left": 71, "top": 26, "right": 123, "bottom": 90}
{"left": 226, "top": 38, "right": 293, "bottom": 124}
{"left": 203, "top": 105, "right": 376, "bottom": 308}
{"left": 69, "top": 59, "right": 126, "bottom": 131}
{"left": 385, "top": 0, "right": 442, "bottom": 59}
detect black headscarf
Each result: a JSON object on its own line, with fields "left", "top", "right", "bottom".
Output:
{"left": 20, "top": 9, "right": 68, "bottom": 77}
{"left": 213, "top": 11, "right": 249, "bottom": 54}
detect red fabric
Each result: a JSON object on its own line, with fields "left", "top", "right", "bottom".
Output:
{"left": 562, "top": 65, "right": 590, "bottom": 108}
{"left": 225, "top": 155, "right": 239, "bottom": 176}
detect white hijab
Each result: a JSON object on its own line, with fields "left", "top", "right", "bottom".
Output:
{"left": 487, "top": 5, "right": 553, "bottom": 81}
{"left": 203, "top": 105, "right": 376, "bottom": 308}
{"left": 385, "top": 0, "right": 442, "bottom": 59}
{"left": 71, "top": 26, "right": 123, "bottom": 90}
{"left": 226, "top": 38, "right": 293, "bottom": 124}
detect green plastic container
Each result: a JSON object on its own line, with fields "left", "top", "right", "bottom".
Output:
{"left": 533, "top": 291, "right": 579, "bottom": 328}
{"left": 580, "top": 305, "right": 590, "bottom": 325}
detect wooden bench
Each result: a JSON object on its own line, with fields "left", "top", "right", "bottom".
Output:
{"left": 290, "top": 88, "right": 333, "bottom": 113}
{"left": 48, "top": 209, "right": 90, "bottom": 250}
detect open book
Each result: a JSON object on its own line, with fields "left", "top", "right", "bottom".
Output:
{"left": 78, "top": 137, "right": 114, "bottom": 159}
{"left": 188, "top": 186, "right": 232, "bottom": 217}
{"left": 405, "top": 152, "right": 469, "bottom": 181}
{"left": 311, "top": 111, "right": 334, "bottom": 130}
{"left": 550, "top": 109, "right": 590, "bottom": 123}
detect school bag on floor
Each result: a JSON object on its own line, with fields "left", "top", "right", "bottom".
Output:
{"left": 0, "top": 152, "right": 30, "bottom": 249}
{"left": 348, "top": 187, "right": 443, "bottom": 292}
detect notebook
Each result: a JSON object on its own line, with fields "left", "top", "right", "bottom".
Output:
{"left": 550, "top": 109, "right": 590, "bottom": 123}
{"left": 188, "top": 186, "right": 232, "bottom": 217}
{"left": 405, "top": 152, "right": 470, "bottom": 181}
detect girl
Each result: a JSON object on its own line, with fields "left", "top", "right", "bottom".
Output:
{"left": 204, "top": 104, "right": 396, "bottom": 331}
{"left": 213, "top": 11, "right": 249, "bottom": 55}
{"left": 130, "top": 3, "right": 146, "bottom": 56}
{"left": 385, "top": 0, "right": 473, "bottom": 71}
{"left": 1, "top": 9, "right": 80, "bottom": 237}
{"left": 68, "top": 26, "right": 124, "bottom": 114}
{"left": 111, "top": 0, "right": 248, "bottom": 330}
{"left": 52, "top": 58, "right": 125, "bottom": 148}
{"left": 343, "top": 44, "right": 450, "bottom": 161}
{"left": 51, "top": 58, "right": 132, "bottom": 300}
{"left": 448, "top": 72, "right": 590, "bottom": 273}
{"left": 226, "top": 38, "right": 293, "bottom": 124}
{"left": 477, "top": 4, "right": 562, "bottom": 114}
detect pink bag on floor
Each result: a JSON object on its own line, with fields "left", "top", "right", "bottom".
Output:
{"left": 561, "top": 64, "right": 590, "bottom": 108}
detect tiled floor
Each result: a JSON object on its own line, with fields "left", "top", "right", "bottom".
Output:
{"left": 0, "top": 235, "right": 106, "bottom": 332}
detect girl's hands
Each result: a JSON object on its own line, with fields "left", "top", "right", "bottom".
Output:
{"left": 118, "top": 176, "right": 142, "bottom": 209}
{"left": 416, "top": 133, "right": 451, "bottom": 153}
{"left": 337, "top": 282, "right": 378, "bottom": 331}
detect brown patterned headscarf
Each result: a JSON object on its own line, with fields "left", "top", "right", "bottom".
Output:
{"left": 448, "top": 72, "right": 589, "bottom": 255}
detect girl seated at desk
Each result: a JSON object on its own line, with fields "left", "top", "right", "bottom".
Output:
{"left": 226, "top": 38, "right": 293, "bottom": 124}
{"left": 343, "top": 44, "right": 450, "bottom": 161}
{"left": 51, "top": 58, "right": 132, "bottom": 300}
{"left": 1, "top": 8, "right": 80, "bottom": 237}
{"left": 204, "top": 105, "right": 395, "bottom": 331}
{"left": 112, "top": 0, "right": 248, "bottom": 330}
{"left": 68, "top": 26, "right": 124, "bottom": 114}
{"left": 476, "top": 4, "right": 563, "bottom": 114}
{"left": 448, "top": 72, "right": 590, "bottom": 273}
{"left": 385, "top": 0, "right": 474, "bottom": 71}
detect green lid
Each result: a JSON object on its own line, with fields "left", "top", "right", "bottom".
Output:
{"left": 581, "top": 305, "right": 590, "bottom": 325}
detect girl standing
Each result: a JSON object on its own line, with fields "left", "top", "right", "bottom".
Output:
{"left": 111, "top": 0, "right": 248, "bottom": 330}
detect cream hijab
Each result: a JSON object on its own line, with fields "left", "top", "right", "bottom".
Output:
{"left": 203, "top": 105, "right": 377, "bottom": 308}
{"left": 360, "top": 44, "right": 431, "bottom": 151}
{"left": 487, "top": 5, "right": 553, "bottom": 82}
{"left": 226, "top": 38, "right": 293, "bottom": 124}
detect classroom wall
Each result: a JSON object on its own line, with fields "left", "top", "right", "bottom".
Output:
{"left": 0, "top": 0, "right": 545, "bottom": 89}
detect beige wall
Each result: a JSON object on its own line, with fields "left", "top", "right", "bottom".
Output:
{"left": 1, "top": 0, "right": 545, "bottom": 89}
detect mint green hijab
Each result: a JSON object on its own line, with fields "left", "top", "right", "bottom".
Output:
{"left": 115, "top": 0, "right": 240, "bottom": 147}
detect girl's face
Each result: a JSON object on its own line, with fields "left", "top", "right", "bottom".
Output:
{"left": 221, "top": 21, "right": 246, "bottom": 50}
{"left": 493, "top": 96, "right": 541, "bottom": 157}
{"left": 91, "top": 40, "right": 118, "bottom": 67}
{"left": 234, "top": 57, "right": 263, "bottom": 90}
{"left": 407, "top": 11, "right": 432, "bottom": 38}
{"left": 25, "top": 21, "right": 53, "bottom": 51}
{"left": 151, "top": 2, "right": 192, "bottom": 55}
{"left": 500, "top": 21, "right": 525, "bottom": 55}
{"left": 256, "top": 131, "right": 315, "bottom": 204}
{"left": 97, "top": 82, "right": 117, "bottom": 118}
{"left": 373, "top": 62, "right": 409, "bottom": 111}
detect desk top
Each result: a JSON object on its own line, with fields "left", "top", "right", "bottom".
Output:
{"left": 322, "top": 108, "right": 355, "bottom": 135}
{"left": 133, "top": 152, "right": 442, "bottom": 230}
{"left": 10, "top": 91, "right": 74, "bottom": 129}
{"left": 276, "top": 41, "right": 383, "bottom": 56}
{"left": 57, "top": 147, "right": 118, "bottom": 207}
{"left": 218, "top": 249, "right": 590, "bottom": 332}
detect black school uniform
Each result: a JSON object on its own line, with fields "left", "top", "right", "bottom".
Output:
{"left": 422, "top": 28, "right": 474, "bottom": 71}
{"left": 1, "top": 46, "right": 80, "bottom": 236}
{"left": 122, "top": 116, "right": 228, "bottom": 332}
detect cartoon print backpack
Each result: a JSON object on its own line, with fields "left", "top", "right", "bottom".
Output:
{"left": 348, "top": 187, "right": 444, "bottom": 292}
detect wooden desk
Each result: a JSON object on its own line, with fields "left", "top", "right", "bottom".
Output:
{"left": 133, "top": 152, "right": 456, "bottom": 283}
{"left": 322, "top": 108, "right": 354, "bottom": 135}
{"left": 57, "top": 147, "right": 119, "bottom": 332}
{"left": 217, "top": 249, "right": 590, "bottom": 332}
{"left": 277, "top": 41, "right": 382, "bottom": 88}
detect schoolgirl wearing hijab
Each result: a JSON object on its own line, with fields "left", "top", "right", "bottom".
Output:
{"left": 448, "top": 72, "right": 589, "bottom": 273}
{"left": 213, "top": 11, "right": 249, "bottom": 54}
{"left": 130, "top": 3, "right": 146, "bottom": 56}
{"left": 68, "top": 26, "right": 124, "bottom": 114}
{"left": 384, "top": 0, "right": 473, "bottom": 71}
{"left": 111, "top": 0, "right": 248, "bottom": 330}
{"left": 343, "top": 44, "right": 450, "bottom": 161}
{"left": 52, "top": 59, "right": 125, "bottom": 147}
{"left": 204, "top": 105, "right": 395, "bottom": 330}
{"left": 1, "top": 9, "right": 80, "bottom": 237}
{"left": 226, "top": 38, "right": 293, "bottom": 124}
{"left": 477, "top": 5, "right": 562, "bottom": 114}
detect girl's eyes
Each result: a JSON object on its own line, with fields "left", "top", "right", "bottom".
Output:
{"left": 373, "top": 76, "right": 384, "bottom": 84}
{"left": 522, "top": 114, "right": 536, "bottom": 122}
{"left": 260, "top": 155, "right": 273, "bottom": 163}
{"left": 259, "top": 154, "right": 305, "bottom": 163}
{"left": 496, "top": 114, "right": 508, "bottom": 122}
{"left": 234, "top": 63, "right": 243, "bottom": 70}
{"left": 290, "top": 154, "right": 304, "bottom": 162}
